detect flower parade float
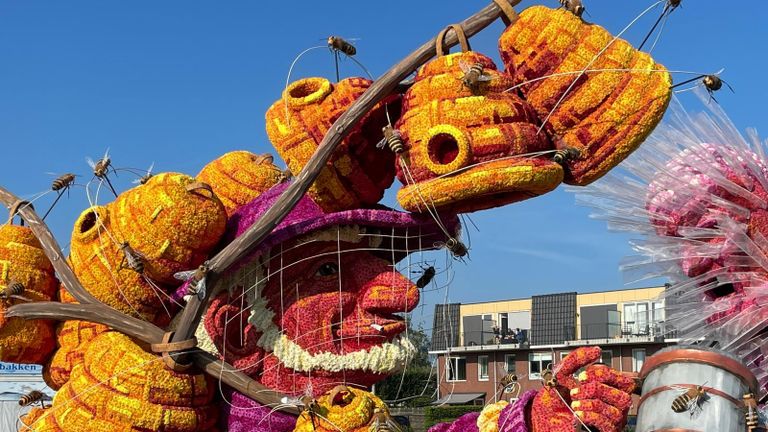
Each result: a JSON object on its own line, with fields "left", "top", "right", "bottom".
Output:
{"left": 0, "top": 0, "right": 754, "bottom": 431}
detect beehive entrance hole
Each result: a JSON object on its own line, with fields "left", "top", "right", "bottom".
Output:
{"left": 428, "top": 133, "right": 460, "bottom": 166}
{"left": 79, "top": 210, "right": 98, "bottom": 233}
{"left": 289, "top": 80, "right": 322, "bottom": 99}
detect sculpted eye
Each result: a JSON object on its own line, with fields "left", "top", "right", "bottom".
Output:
{"left": 316, "top": 262, "right": 339, "bottom": 277}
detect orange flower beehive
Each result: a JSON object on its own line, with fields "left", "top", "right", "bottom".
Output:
{"left": 68, "top": 173, "right": 227, "bottom": 325}
{"left": 197, "top": 151, "right": 286, "bottom": 215}
{"left": 44, "top": 319, "right": 108, "bottom": 389}
{"left": 395, "top": 50, "right": 562, "bottom": 213}
{"left": 110, "top": 173, "right": 227, "bottom": 284}
{"left": 21, "top": 332, "right": 218, "bottom": 432}
{"left": 294, "top": 386, "right": 389, "bottom": 432}
{"left": 266, "top": 77, "right": 398, "bottom": 212}
{"left": 498, "top": 6, "right": 672, "bottom": 185}
{"left": 0, "top": 223, "right": 58, "bottom": 364}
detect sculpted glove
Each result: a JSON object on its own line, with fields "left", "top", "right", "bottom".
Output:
{"left": 529, "top": 347, "right": 636, "bottom": 432}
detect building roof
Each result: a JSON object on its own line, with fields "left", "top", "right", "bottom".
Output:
{"left": 459, "top": 286, "right": 664, "bottom": 306}
{"left": 432, "top": 392, "right": 486, "bottom": 405}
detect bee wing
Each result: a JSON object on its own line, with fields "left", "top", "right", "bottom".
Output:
{"left": 196, "top": 278, "right": 207, "bottom": 300}
{"left": 131, "top": 178, "right": 143, "bottom": 184}
{"left": 86, "top": 157, "right": 96, "bottom": 169}
{"left": 254, "top": 154, "right": 274, "bottom": 165}
{"left": 103, "top": 147, "right": 111, "bottom": 159}
{"left": 146, "top": 162, "right": 155, "bottom": 174}
{"left": 376, "top": 137, "right": 387, "bottom": 149}
{"left": 477, "top": 74, "right": 493, "bottom": 82}
{"left": 173, "top": 270, "right": 196, "bottom": 281}
{"left": 669, "top": 385, "right": 689, "bottom": 393}
{"left": 458, "top": 61, "right": 472, "bottom": 73}
{"left": 131, "top": 248, "right": 147, "bottom": 260}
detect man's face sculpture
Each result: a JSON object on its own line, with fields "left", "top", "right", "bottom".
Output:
{"left": 204, "top": 228, "right": 420, "bottom": 396}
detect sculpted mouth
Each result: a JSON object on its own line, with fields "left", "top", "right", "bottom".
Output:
{"left": 336, "top": 312, "right": 406, "bottom": 340}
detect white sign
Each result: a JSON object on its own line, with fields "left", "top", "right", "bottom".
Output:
{"left": 0, "top": 362, "right": 43, "bottom": 375}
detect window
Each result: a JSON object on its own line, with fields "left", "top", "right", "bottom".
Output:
{"left": 652, "top": 302, "right": 665, "bottom": 322}
{"left": 478, "top": 356, "right": 489, "bottom": 381}
{"left": 625, "top": 302, "right": 650, "bottom": 335}
{"left": 499, "top": 313, "right": 509, "bottom": 335}
{"left": 601, "top": 349, "right": 613, "bottom": 367}
{"left": 447, "top": 357, "right": 467, "bottom": 381}
{"left": 529, "top": 352, "right": 553, "bottom": 379}
{"left": 559, "top": 351, "right": 570, "bottom": 361}
{"left": 632, "top": 349, "right": 646, "bottom": 372}
{"left": 504, "top": 354, "right": 516, "bottom": 374}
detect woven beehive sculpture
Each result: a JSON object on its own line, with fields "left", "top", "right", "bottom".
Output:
{"left": 396, "top": 25, "right": 562, "bottom": 214}
{"left": 44, "top": 319, "right": 109, "bottom": 389}
{"left": 293, "top": 386, "right": 392, "bottom": 432}
{"left": 68, "top": 173, "right": 227, "bottom": 325}
{"left": 197, "top": 151, "right": 287, "bottom": 215}
{"left": 0, "top": 212, "right": 58, "bottom": 364}
{"left": 266, "top": 77, "right": 399, "bottom": 212}
{"left": 498, "top": 5, "right": 671, "bottom": 186}
{"left": 20, "top": 332, "right": 218, "bottom": 432}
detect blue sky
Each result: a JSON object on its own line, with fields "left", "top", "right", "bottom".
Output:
{"left": 2, "top": 1, "right": 768, "bottom": 328}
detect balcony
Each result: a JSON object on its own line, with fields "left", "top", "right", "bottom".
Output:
{"left": 564, "top": 320, "right": 677, "bottom": 346}
{"left": 462, "top": 327, "right": 530, "bottom": 347}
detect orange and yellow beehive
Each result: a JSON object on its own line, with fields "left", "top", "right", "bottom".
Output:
{"left": 21, "top": 332, "right": 218, "bottom": 432}
{"left": 498, "top": 6, "right": 671, "bottom": 185}
{"left": 0, "top": 223, "right": 58, "bottom": 364}
{"left": 395, "top": 50, "right": 562, "bottom": 213}
{"left": 44, "top": 319, "right": 109, "bottom": 389}
{"left": 294, "top": 386, "right": 389, "bottom": 432}
{"left": 197, "top": 151, "right": 286, "bottom": 215}
{"left": 69, "top": 205, "right": 174, "bottom": 324}
{"left": 266, "top": 77, "right": 398, "bottom": 212}
{"left": 110, "top": 173, "right": 227, "bottom": 284}
{"left": 68, "top": 173, "right": 227, "bottom": 325}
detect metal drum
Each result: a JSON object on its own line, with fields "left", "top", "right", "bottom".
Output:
{"left": 636, "top": 346, "right": 757, "bottom": 432}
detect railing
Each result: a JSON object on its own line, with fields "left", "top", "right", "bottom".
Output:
{"left": 568, "top": 320, "right": 677, "bottom": 341}
{"left": 461, "top": 329, "right": 531, "bottom": 347}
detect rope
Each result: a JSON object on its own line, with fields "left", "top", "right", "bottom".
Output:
{"left": 150, "top": 331, "right": 198, "bottom": 372}
{"left": 6, "top": 200, "right": 32, "bottom": 226}
{"left": 435, "top": 24, "right": 471, "bottom": 57}
{"left": 492, "top": 0, "right": 519, "bottom": 26}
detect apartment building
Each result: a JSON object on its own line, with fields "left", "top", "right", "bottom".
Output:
{"left": 429, "top": 286, "right": 674, "bottom": 413}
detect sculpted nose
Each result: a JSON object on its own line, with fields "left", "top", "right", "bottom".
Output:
{"left": 360, "top": 268, "right": 420, "bottom": 314}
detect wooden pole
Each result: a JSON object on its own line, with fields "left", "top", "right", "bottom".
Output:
{"left": 0, "top": 186, "right": 100, "bottom": 305}
{"left": 6, "top": 302, "right": 300, "bottom": 414}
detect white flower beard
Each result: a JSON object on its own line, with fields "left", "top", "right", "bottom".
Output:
{"left": 251, "top": 307, "right": 417, "bottom": 375}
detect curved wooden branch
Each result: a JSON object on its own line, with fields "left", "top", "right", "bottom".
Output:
{"left": 170, "top": 0, "right": 522, "bottom": 352}
{"left": 7, "top": 302, "right": 300, "bottom": 414}
{"left": 6, "top": 302, "right": 164, "bottom": 342}
{"left": 0, "top": 186, "right": 100, "bottom": 305}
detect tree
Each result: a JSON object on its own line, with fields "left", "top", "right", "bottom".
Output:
{"left": 375, "top": 321, "right": 437, "bottom": 407}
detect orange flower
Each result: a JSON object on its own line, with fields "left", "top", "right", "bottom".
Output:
{"left": 266, "top": 77, "right": 398, "bottom": 212}
{"left": 0, "top": 224, "right": 58, "bottom": 364}
{"left": 24, "top": 332, "right": 218, "bottom": 432}
{"left": 197, "top": 151, "right": 286, "bottom": 215}
{"left": 395, "top": 51, "right": 561, "bottom": 213}
{"left": 499, "top": 5, "right": 671, "bottom": 185}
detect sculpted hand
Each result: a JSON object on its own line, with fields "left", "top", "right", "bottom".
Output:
{"left": 530, "top": 347, "right": 635, "bottom": 432}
